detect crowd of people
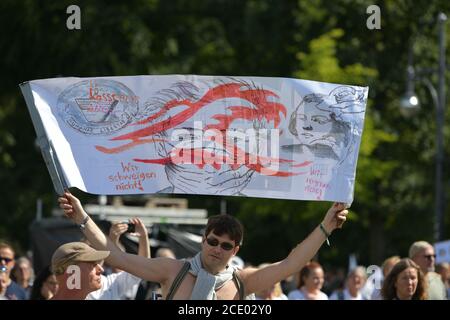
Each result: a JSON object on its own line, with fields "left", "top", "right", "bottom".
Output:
{"left": 0, "top": 192, "right": 449, "bottom": 300}
{"left": 271, "top": 241, "right": 449, "bottom": 300}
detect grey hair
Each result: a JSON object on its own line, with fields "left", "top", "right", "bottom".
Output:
{"left": 409, "top": 241, "right": 433, "bottom": 259}
{"left": 347, "top": 266, "right": 367, "bottom": 280}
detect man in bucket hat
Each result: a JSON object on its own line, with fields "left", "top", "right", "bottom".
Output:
{"left": 51, "top": 242, "right": 109, "bottom": 300}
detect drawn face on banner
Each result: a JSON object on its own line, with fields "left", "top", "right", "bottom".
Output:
{"left": 295, "top": 99, "right": 335, "bottom": 146}
{"left": 289, "top": 94, "right": 351, "bottom": 162}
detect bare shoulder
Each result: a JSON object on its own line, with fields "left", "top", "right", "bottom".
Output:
{"left": 159, "top": 258, "right": 192, "bottom": 295}
{"left": 168, "top": 258, "right": 189, "bottom": 271}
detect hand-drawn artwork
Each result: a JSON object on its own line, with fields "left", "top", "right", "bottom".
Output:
{"left": 57, "top": 79, "right": 139, "bottom": 135}
{"left": 285, "top": 86, "right": 366, "bottom": 164}
{"left": 96, "top": 79, "right": 308, "bottom": 195}
{"left": 21, "top": 75, "right": 368, "bottom": 203}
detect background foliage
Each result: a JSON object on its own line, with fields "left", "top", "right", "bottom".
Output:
{"left": 0, "top": 0, "right": 449, "bottom": 269}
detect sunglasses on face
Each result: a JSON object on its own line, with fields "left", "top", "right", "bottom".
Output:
{"left": 423, "top": 254, "right": 436, "bottom": 260}
{"left": 205, "top": 237, "right": 235, "bottom": 251}
{"left": 0, "top": 257, "right": 13, "bottom": 263}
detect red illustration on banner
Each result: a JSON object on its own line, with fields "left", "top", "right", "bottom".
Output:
{"left": 96, "top": 81, "right": 311, "bottom": 193}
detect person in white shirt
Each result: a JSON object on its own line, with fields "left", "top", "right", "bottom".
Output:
{"left": 87, "top": 218, "right": 150, "bottom": 300}
{"left": 288, "top": 261, "right": 328, "bottom": 300}
{"left": 87, "top": 269, "right": 142, "bottom": 300}
{"left": 329, "top": 266, "right": 366, "bottom": 300}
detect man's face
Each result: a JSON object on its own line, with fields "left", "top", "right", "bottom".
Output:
{"left": 0, "top": 248, "right": 15, "bottom": 277}
{"left": 413, "top": 246, "right": 436, "bottom": 273}
{"left": 78, "top": 261, "right": 104, "bottom": 291}
{"left": 202, "top": 231, "right": 239, "bottom": 272}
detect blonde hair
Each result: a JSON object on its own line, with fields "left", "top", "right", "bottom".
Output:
{"left": 272, "top": 282, "right": 285, "bottom": 298}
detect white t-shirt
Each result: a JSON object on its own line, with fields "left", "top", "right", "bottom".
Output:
{"left": 329, "top": 288, "right": 364, "bottom": 300}
{"left": 86, "top": 271, "right": 142, "bottom": 300}
{"left": 288, "top": 289, "right": 328, "bottom": 300}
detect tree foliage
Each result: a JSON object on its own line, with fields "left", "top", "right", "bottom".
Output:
{"left": 0, "top": 0, "right": 449, "bottom": 268}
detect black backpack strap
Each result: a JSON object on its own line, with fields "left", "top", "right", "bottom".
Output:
{"left": 232, "top": 270, "right": 245, "bottom": 300}
{"left": 166, "top": 261, "right": 191, "bottom": 300}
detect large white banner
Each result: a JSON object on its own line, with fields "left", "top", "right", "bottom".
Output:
{"left": 21, "top": 75, "right": 368, "bottom": 203}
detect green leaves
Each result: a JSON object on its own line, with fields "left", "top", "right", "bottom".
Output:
{"left": 295, "top": 28, "right": 377, "bottom": 85}
{"left": 0, "top": 0, "right": 448, "bottom": 264}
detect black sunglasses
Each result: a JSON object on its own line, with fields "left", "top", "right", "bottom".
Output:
{"left": 0, "top": 256, "right": 13, "bottom": 263}
{"left": 423, "top": 254, "right": 436, "bottom": 260}
{"left": 205, "top": 237, "right": 235, "bottom": 251}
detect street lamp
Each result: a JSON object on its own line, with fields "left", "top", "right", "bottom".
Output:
{"left": 400, "top": 12, "right": 447, "bottom": 242}
{"left": 400, "top": 66, "right": 420, "bottom": 113}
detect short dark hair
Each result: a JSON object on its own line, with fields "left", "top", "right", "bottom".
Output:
{"left": 204, "top": 214, "right": 243, "bottom": 246}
